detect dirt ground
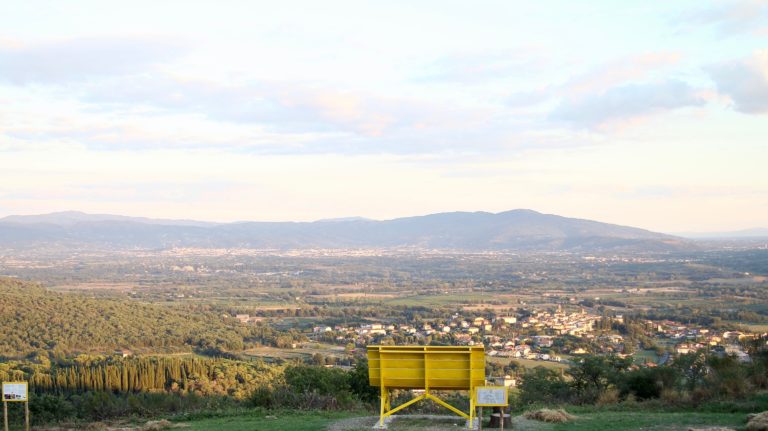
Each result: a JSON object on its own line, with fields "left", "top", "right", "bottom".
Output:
{"left": 328, "top": 414, "right": 547, "bottom": 431}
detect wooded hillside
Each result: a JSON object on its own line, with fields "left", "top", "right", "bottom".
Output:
{"left": 0, "top": 277, "right": 267, "bottom": 357}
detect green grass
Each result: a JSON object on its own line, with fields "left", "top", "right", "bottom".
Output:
{"left": 732, "top": 322, "right": 768, "bottom": 332}
{"left": 549, "top": 411, "right": 747, "bottom": 431}
{"left": 488, "top": 356, "right": 570, "bottom": 371}
{"left": 382, "top": 293, "right": 494, "bottom": 306}
{"left": 179, "top": 410, "right": 359, "bottom": 431}
{"left": 632, "top": 349, "right": 660, "bottom": 365}
{"left": 173, "top": 408, "right": 751, "bottom": 431}
{"left": 180, "top": 411, "right": 749, "bottom": 431}
{"left": 242, "top": 342, "right": 347, "bottom": 361}
{"left": 170, "top": 394, "right": 768, "bottom": 431}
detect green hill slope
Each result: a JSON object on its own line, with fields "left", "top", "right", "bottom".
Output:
{"left": 0, "top": 277, "right": 254, "bottom": 357}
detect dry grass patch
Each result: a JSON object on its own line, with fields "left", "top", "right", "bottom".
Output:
{"left": 140, "top": 420, "right": 188, "bottom": 431}
{"left": 748, "top": 412, "right": 768, "bottom": 431}
{"left": 523, "top": 408, "right": 576, "bottom": 423}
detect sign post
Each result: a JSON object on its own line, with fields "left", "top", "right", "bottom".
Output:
{"left": 2, "top": 382, "right": 29, "bottom": 431}
{"left": 476, "top": 386, "right": 508, "bottom": 430}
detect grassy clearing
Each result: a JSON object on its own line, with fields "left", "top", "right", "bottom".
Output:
{"left": 514, "top": 357, "right": 570, "bottom": 370}
{"left": 177, "top": 410, "right": 359, "bottom": 431}
{"left": 242, "top": 342, "right": 347, "bottom": 361}
{"left": 632, "top": 349, "right": 660, "bottom": 364}
{"left": 383, "top": 293, "right": 494, "bottom": 306}
{"left": 548, "top": 411, "right": 747, "bottom": 431}
{"left": 171, "top": 408, "right": 752, "bottom": 431}
{"left": 488, "top": 356, "right": 569, "bottom": 371}
{"left": 734, "top": 322, "right": 768, "bottom": 332}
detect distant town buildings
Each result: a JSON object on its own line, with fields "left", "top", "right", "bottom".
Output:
{"left": 234, "top": 305, "right": 760, "bottom": 367}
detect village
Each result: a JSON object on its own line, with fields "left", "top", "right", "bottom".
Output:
{"left": 281, "top": 306, "right": 759, "bottom": 368}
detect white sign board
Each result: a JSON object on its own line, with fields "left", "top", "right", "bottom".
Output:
{"left": 2, "top": 382, "right": 28, "bottom": 402}
{"left": 476, "top": 386, "right": 507, "bottom": 406}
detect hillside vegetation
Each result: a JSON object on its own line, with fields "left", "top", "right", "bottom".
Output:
{"left": 0, "top": 277, "right": 270, "bottom": 357}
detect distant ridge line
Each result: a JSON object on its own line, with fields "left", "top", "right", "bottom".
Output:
{"left": 0, "top": 209, "right": 691, "bottom": 252}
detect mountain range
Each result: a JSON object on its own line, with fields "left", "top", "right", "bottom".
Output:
{"left": 0, "top": 209, "right": 689, "bottom": 252}
{"left": 673, "top": 228, "right": 768, "bottom": 239}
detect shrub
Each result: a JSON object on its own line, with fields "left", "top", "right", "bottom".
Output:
{"left": 29, "top": 394, "right": 76, "bottom": 423}
{"left": 348, "top": 359, "right": 379, "bottom": 403}
{"left": 518, "top": 367, "right": 572, "bottom": 405}
{"left": 621, "top": 367, "right": 678, "bottom": 400}
{"left": 284, "top": 365, "right": 350, "bottom": 396}
{"left": 249, "top": 386, "right": 275, "bottom": 409}
{"left": 596, "top": 388, "right": 620, "bottom": 406}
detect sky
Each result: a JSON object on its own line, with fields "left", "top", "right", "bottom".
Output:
{"left": 0, "top": 0, "right": 767, "bottom": 233}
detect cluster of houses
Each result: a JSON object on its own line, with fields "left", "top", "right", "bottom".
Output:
{"left": 518, "top": 307, "right": 601, "bottom": 336}
{"left": 315, "top": 315, "right": 499, "bottom": 340}
{"left": 308, "top": 308, "right": 606, "bottom": 364}
{"left": 653, "top": 321, "right": 756, "bottom": 361}
{"left": 239, "top": 307, "right": 761, "bottom": 366}
{"left": 306, "top": 308, "right": 754, "bottom": 362}
{"left": 654, "top": 321, "right": 748, "bottom": 345}
{"left": 486, "top": 335, "right": 564, "bottom": 362}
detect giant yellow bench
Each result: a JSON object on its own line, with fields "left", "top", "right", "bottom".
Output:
{"left": 367, "top": 345, "right": 485, "bottom": 428}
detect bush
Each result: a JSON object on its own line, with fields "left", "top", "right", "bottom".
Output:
{"left": 518, "top": 367, "right": 572, "bottom": 405}
{"left": 596, "top": 388, "right": 620, "bottom": 406}
{"left": 567, "top": 355, "right": 632, "bottom": 404}
{"left": 250, "top": 386, "right": 275, "bottom": 409}
{"left": 707, "top": 355, "right": 750, "bottom": 399}
{"left": 284, "top": 365, "right": 350, "bottom": 396}
{"left": 621, "top": 367, "right": 678, "bottom": 400}
{"left": 30, "top": 394, "right": 76, "bottom": 423}
{"left": 348, "top": 359, "right": 379, "bottom": 403}
{"left": 254, "top": 363, "right": 375, "bottom": 411}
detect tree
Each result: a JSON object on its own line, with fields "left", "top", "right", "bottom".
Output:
{"left": 671, "top": 351, "right": 707, "bottom": 391}
{"left": 620, "top": 366, "right": 679, "bottom": 400}
{"left": 312, "top": 353, "right": 325, "bottom": 365}
{"left": 348, "top": 359, "right": 379, "bottom": 403}
{"left": 518, "top": 367, "right": 571, "bottom": 405}
{"left": 567, "top": 355, "right": 631, "bottom": 403}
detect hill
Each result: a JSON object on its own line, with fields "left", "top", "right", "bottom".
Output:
{"left": 0, "top": 209, "right": 688, "bottom": 252}
{"left": 0, "top": 277, "right": 259, "bottom": 357}
{"left": 676, "top": 227, "right": 768, "bottom": 239}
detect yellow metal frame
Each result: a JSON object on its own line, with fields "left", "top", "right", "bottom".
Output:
{"left": 368, "top": 345, "right": 484, "bottom": 428}
{"left": 2, "top": 382, "right": 28, "bottom": 402}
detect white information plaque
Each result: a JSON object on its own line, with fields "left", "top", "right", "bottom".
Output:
{"left": 2, "top": 382, "right": 28, "bottom": 402}
{"left": 476, "top": 386, "right": 508, "bottom": 406}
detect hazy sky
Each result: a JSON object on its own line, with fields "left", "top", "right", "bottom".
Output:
{"left": 1, "top": 1, "right": 767, "bottom": 232}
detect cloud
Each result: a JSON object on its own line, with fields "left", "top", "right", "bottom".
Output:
{"left": 563, "top": 52, "right": 682, "bottom": 97}
{"left": 0, "top": 72, "right": 506, "bottom": 155}
{"left": 415, "top": 48, "right": 551, "bottom": 84}
{"left": 617, "top": 185, "right": 768, "bottom": 200}
{"left": 506, "top": 90, "right": 552, "bottom": 108}
{"left": 708, "top": 49, "right": 768, "bottom": 113}
{"left": 550, "top": 80, "right": 707, "bottom": 127}
{"left": 676, "top": 0, "right": 768, "bottom": 35}
{"left": 0, "top": 36, "right": 186, "bottom": 84}
{"left": 79, "top": 74, "right": 485, "bottom": 140}
{"left": 501, "top": 52, "right": 682, "bottom": 113}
